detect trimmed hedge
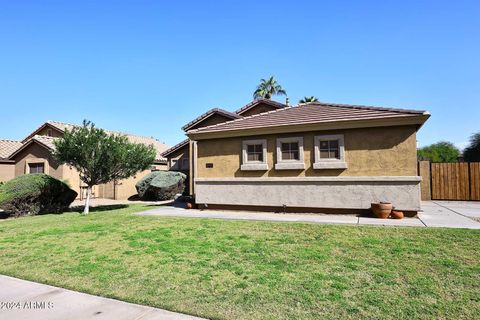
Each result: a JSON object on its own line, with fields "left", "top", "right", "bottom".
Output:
{"left": 0, "top": 174, "right": 77, "bottom": 217}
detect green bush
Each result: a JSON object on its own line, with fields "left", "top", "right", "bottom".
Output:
{"left": 136, "top": 171, "right": 186, "bottom": 201}
{"left": 0, "top": 174, "right": 77, "bottom": 217}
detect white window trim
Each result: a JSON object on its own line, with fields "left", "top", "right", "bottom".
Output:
{"left": 313, "top": 134, "right": 347, "bottom": 169}
{"left": 241, "top": 139, "right": 268, "bottom": 171}
{"left": 275, "top": 136, "right": 305, "bottom": 170}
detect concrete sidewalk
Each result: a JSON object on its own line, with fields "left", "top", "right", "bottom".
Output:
{"left": 0, "top": 275, "right": 204, "bottom": 320}
{"left": 137, "top": 201, "right": 480, "bottom": 229}
{"left": 136, "top": 206, "right": 424, "bottom": 227}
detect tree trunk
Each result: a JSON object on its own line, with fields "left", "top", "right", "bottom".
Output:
{"left": 83, "top": 186, "right": 91, "bottom": 214}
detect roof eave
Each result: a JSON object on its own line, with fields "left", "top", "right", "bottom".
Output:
{"left": 8, "top": 138, "right": 55, "bottom": 160}
{"left": 188, "top": 114, "right": 430, "bottom": 140}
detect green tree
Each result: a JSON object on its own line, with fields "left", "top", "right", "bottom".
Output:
{"left": 53, "top": 120, "right": 156, "bottom": 214}
{"left": 299, "top": 96, "right": 319, "bottom": 103}
{"left": 253, "top": 76, "right": 287, "bottom": 100}
{"left": 463, "top": 132, "right": 480, "bottom": 162}
{"left": 417, "top": 141, "right": 460, "bottom": 162}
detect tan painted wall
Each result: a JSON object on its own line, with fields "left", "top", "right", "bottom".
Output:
{"left": 12, "top": 143, "right": 63, "bottom": 180}
{"left": 238, "top": 103, "right": 279, "bottom": 117}
{"left": 0, "top": 163, "right": 15, "bottom": 182}
{"left": 167, "top": 144, "right": 189, "bottom": 170}
{"left": 196, "top": 125, "right": 418, "bottom": 178}
{"left": 35, "top": 126, "right": 64, "bottom": 138}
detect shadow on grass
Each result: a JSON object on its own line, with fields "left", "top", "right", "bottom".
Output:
{"left": 70, "top": 204, "right": 128, "bottom": 213}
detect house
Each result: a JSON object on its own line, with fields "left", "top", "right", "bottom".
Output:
{"left": 2, "top": 121, "right": 169, "bottom": 200}
{"left": 0, "top": 140, "right": 23, "bottom": 182}
{"left": 161, "top": 99, "right": 288, "bottom": 192}
{"left": 180, "top": 101, "right": 429, "bottom": 214}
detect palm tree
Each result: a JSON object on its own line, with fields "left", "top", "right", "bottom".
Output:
{"left": 299, "top": 96, "right": 319, "bottom": 103}
{"left": 253, "top": 76, "right": 287, "bottom": 100}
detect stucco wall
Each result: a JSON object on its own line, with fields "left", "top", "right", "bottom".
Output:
{"left": 12, "top": 143, "right": 63, "bottom": 180}
{"left": 35, "top": 126, "right": 64, "bottom": 138}
{"left": 196, "top": 125, "right": 418, "bottom": 178}
{"left": 167, "top": 144, "right": 189, "bottom": 170}
{"left": 0, "top": 163, "right": 15, "bottom": 182}
{"left": 195, "top": 177, "right": 421, "bottom": 211}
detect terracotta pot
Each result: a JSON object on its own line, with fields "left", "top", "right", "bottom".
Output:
{"left": 371, "top": 202, "right": 393, "bottom": 219}
{"left": 185, "top": 202, "right": 193, "bottom": 209}
{"left": 391, "top": 210, "right": 404, "bottom": 219}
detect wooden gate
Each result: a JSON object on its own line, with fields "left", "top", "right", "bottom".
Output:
{"left": 431, "top": 162, "right": 480, "bottom": 200}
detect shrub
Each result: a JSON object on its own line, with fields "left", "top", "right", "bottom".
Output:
{"left": 136, "top": 171, "right": 187, "bottom": 201}
{"left": 0, "top": 174, "right": 77, "bottom": 217}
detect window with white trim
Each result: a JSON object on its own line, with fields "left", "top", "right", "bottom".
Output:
{"left": 275, "top": 137, "right": 305, "bottom": 170}
{"left": 241, "top": 139, "right": 268, "bottom": 171}
{"left": 314, "top": 134, "right": 347, "bottom": 169}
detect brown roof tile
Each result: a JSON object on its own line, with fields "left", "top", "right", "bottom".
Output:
{"left": 161, "top": 138, "right": 189, "bottom": 157}
{"left": 21, "top": 121, "right": 169, "bottom": 162}
{"left": 188, "top": 101, "right": 429, "bottom": 135}
{"left": 181, "top": 108, "right": 242, "bottom": 131}
{"left": 0, "top": 139, "right": 23, "bottom": 159}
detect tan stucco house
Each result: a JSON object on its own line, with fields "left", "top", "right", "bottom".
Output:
{"left": 2, "top": 121, "right": 169, "bottom": 200}
{"left": 0, "top": 140, "right": 23, "bottom": 182}
{"left": 171, "top": 100, "right": 429, "bottom": 214}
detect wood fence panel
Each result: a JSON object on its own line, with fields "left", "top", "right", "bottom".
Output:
{"left": 431, "top": 162, "right": 478, "bottom": 201}
{"left": 471, "top": 163, "right": 480, "bottom": 201}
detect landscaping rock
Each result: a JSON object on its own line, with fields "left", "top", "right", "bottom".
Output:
{"left": 0, "top": 174, "right": 78, "bottom": 217}
{"left": 136, "top": 171, "right": 187, "bottom": 201}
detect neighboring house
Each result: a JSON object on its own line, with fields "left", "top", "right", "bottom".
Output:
{"left": 161, "top": 99, "right": 288, "bottom": 192}
{"left": 182, "top": 101, "right": 429, "bottom": 214}
{"left": 0, "top": 140, "right": 23, "bottom": 182}
{"left": 3, "top": 121, "right": 169, "bottom": 200}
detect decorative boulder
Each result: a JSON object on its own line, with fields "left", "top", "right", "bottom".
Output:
{"left": 0, "top": 174, "right": 78, "bottom": 217}
{"left": 136, "top": 171, "right": 187, "bottom": 201}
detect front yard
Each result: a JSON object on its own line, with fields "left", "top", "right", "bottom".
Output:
{"left": 0, "top": 204, "right": 478, "bottom": 319}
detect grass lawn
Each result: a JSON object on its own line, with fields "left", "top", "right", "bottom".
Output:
{"left": 0, "top": 204, "right": 479, "bottom": 319}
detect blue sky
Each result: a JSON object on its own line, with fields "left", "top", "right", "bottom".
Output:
{"left": 0, "top": 0, "right": 479, "bottom": 149}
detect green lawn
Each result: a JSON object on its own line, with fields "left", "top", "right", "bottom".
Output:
{"left": 0, "top": 204, "right": 479, "bottom": 319}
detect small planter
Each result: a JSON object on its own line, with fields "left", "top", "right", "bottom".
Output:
{"left": 371, "top": 202, "right": 393, "bottom": 219}
{"left": 391, "top": 210, "right": 404, "bottom": 219}
{"left": 185, "top": 202, "right": 194, "bottom": 209}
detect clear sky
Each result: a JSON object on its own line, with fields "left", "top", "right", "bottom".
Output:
{"left": 0, "top": 0, "right": 479, "bottom": 149}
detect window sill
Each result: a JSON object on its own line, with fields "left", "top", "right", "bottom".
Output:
{"left": 241, "top": 163, "right": 269, "bottom": 171}
{"left": 275, "top": 162, "right": 305, "bottom": 170}
{"left": 313, "top": 161, "right": 348, "bottom": 169}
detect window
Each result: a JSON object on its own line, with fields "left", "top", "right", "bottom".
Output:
{"left": 247, "top": 144, "right": 263, "bottom": 162}
{"left": 314, "top": 134, "right": 347, "bottom": 169}
{"left": 28, "top": 163, "right": 45, "bottom": 174}
{"left": 46, "top": 129, "right": 53, "bottom": 137}
{"left": 275, "top": 137, "right": 305, "bottom": 170}
{"left": 241, "top": 139, "right": 268, "bottom": 171}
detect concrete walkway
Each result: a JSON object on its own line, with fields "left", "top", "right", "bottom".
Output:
{"left": 418, "top": 201, "right": 480, "bottom": 229}
{"left": 137, "top": 201, "right": 480, "bottom": 229}
{"left": 0, "top": 275, "right": 204, "bottom": 320}
{"left": 137, "top": 206, "right": 424, "bottom": 227}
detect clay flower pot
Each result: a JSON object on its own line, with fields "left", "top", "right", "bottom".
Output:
{"left": 371, "top": 202, "right": 393, "bottom": 219}
{"left": 391, "top": 210, "right": 404, "bottom": 219}
{"left": 185, "top": 202, "right": 194, "bottom": 209}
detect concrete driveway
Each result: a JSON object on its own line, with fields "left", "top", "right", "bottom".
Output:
{"left": 419, "top": 201, "right": 480, "bottom": 229}
{"left": 0, "top": 275, "right": 204, "bottom": 320}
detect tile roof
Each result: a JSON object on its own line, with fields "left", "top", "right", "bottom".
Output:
{"left": 21, "top": 121, "right": 169, "bottom": 162}
{"left": 0, "top": 139, "right": 23, "bottom": 159}
{"left": 181, "top": 108, "right": 242, "bottom": 131}
{"left": 161, "top": 138, "right": 189, "bottom": 157}
{"left": 188, "top": 101, "right": 429, "bottom": 135}
{"left": 234, "top": 98, "right": 287, "bottom": 115}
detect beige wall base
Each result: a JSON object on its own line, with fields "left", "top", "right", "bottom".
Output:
{"left": 195, "top": 176, "right": 422, "bottom": 211}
